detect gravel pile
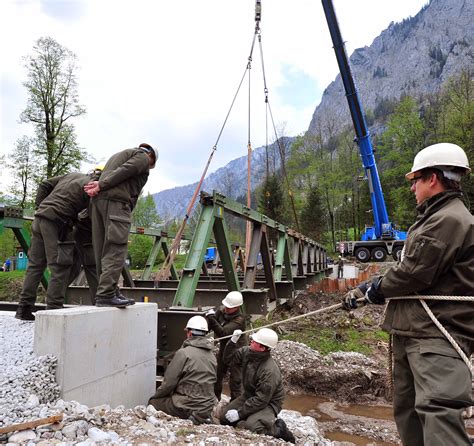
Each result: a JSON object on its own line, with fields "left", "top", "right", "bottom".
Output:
{"left": 0, "top": 315, "right": 60, "bottom": 430}
{"left": 273, "top": 339, "right": 387, "bottom": 401}
{"left": 0, "top": 313, "right": 334, "bottom": 445}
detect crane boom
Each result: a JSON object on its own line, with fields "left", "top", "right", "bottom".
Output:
{"left": 321, "top": 0, "right": 399, "bottom": 241}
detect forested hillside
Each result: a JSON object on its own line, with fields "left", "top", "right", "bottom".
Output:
{"left": 280, "top": 70, "right": 473, "bottom": 250}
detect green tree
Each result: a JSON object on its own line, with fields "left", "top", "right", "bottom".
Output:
{"left": 379, "top": 96, "right": 425, "bottom": 228}
{"left": 0, "top": 231, "right": 17, "bottom": 265}
{"left": 132, "top": 193, "right": 161, "bottom": 228}
{"left": 7, "top": 136, "right": 40, "bottom": 208}
{"left": 436, "top": 70, "right": 474, "bottom": 208}
{"left": 20, "top": 37, "right": 89, "bottom": 179}
{"left": 128, "top": 194, "right": 161, "bottom": 269}
{"left": 128, "top": 235, "right": 155, "bottom": 270}
{"left": 300, "top": 186, "right": 324, "bottom": 240}
{"left": 258, "top": 174, "right": 285, "bottom": 223}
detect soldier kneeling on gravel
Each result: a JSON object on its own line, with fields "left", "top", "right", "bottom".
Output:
{"left": 220, "top": 328, "right": 295, "bottom": 443}
{"left": 148, "top": 316, "right": 217, "bottom": 425}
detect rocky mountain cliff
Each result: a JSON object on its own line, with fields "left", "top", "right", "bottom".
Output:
{"left": 154, "top": 0, "right": 473, "bottom": 220}
{"left": 308, "top": 0, "right": 473, "bottom": 135}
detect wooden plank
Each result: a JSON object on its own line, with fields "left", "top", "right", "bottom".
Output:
{"left": 0, "top": 413, "right": 63, "bottom": 434}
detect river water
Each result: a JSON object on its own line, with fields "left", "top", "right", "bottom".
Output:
{"left": 283, "top": 393, "right": 398, "bottom": 446}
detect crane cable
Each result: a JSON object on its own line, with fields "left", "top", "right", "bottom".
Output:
{"left": 256, "top": 21, "right": 300, "bottom": 231}
{"left": 155, "top": 10, "right": 261, "bottom": 283}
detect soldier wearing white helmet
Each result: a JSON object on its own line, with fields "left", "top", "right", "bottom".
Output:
{"left": 220, "top": 328, "right": 295, "bottom": 443}
{"left": 148, "top": 315, "right": 217, "bottom": 425}
{"left": 343, "top": 143, "right": 473, "bottom": 446}
{"left": 205, "top": 290, "right": 246, "bottom": 401}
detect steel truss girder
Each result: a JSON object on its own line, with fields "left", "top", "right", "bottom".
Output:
{"left": 172, "top": 191, "right": 328, "bottom": 309}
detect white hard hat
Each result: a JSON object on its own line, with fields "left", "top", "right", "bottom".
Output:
{"left": 139, "top": 143, "right": 159, "bottom": 166}
{"left": 406, "top": 143, "right": 470, "bottom": 180}
{"left": 186, "top": 315, "right": 208, "bottom": 332}
{"left": 222, "top": 291, "right": 243, "bottom": 308}
{"left": 252, "top": 328, "right": 278, "bottom": 349}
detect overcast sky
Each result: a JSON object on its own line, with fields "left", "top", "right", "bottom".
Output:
{"left": 1, "top": 0, "right": 428, "bottom": 195}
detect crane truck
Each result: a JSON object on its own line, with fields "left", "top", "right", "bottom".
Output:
{"left": 321, "top": 0, "right": 407, "bottom": 262}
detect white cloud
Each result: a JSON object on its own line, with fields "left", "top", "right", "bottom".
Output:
{"left": 1, "top": 0, "right": 428, "bottom": 195}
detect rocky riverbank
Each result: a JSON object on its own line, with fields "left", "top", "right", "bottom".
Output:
{"left": 0, "top": 313, "right": 334, "bottom": 445}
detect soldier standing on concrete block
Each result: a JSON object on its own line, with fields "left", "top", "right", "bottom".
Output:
{"left": 220, "top": 328, "right": 296, "bottom": 443}
{"left": 84, "top": 143, "right": 157, "bottom": 308}
{"left": 205, "top": 290, "right": 247, "bottom": 401}
{"left": 342, "top": 143, "right": 473, "bottom": 446}
{"left": 148, "top": 316, "right": 217, "bottom": 425}
{"left": 15, "top": 171, "right": 98, "bottom": 321}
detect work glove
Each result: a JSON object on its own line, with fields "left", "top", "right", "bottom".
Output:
{"left": 364, "top": 277, "right": 385, "bottom": 305}
{"left": 230, "top": 329, "right": 243, "bottom": 343}
{"left": 342, "top": 288, "right": 365, "bottom": 310}
{"left": 205, "top": 309, "right": 216, "bottom": 317}
{"left": 225, "top": 409, "right": 240, "bottom": 423}
{"left": 342, "top": 282, "right": 369, "bottom": 310}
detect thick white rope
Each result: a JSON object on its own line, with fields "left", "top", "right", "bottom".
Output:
{"left": 214, "top": 295, "right": 474, "bottom": 342}
{"left": 213, "top": 293, "right": 474, "bottom": 416}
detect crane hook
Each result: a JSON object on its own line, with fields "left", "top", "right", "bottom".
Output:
{"left": 255, "top": 0, "right": 261, "bottom": 22}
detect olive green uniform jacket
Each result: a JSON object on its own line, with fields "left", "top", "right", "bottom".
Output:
{"left": 96, "top": 148, "right": 150, "bottom": 210}
{"left": 228, "top": 346, "right": 284, "bottom": 420}
{"left": 149, "top": 336, "right": 217, "bottom": 417}
{"left": 380, "top": 191, "right": 474, "bottom": 355}
{"left": 35, "top": 173, "right": 91, "bottom": 227}
{"left": 206, "top": 307, "right": 246, "bottom": 400}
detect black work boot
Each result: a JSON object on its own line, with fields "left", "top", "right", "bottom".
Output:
{"left": 115, "top": 289, "right": 135, "bottom": 306}
{"left": 95, "top": 295, "right": 134, "bottom": 308}
{"left": 274, "top": 418, "right": 296, "bottom": 444}
{"left": 15, "top": 306, "right": 35, "bottom": 321}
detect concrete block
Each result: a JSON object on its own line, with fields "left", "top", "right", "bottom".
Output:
{"left": 34, "top": 303, "right": 157, "bottom": 408}
{"left": 329, "top": 265, "right": 359, "bottom": 279}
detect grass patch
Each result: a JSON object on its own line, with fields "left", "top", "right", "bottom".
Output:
{"left": 0, "top": 270, "right": 26, "bottom": 301}
{"left": 281, "top": 327, "right": 375, "bottom": 355}
{"left": 251, "top": 314, "right": 388, "bottom": 356}
{"left": 176, "top": 428, "right": 197, "bottom": 437}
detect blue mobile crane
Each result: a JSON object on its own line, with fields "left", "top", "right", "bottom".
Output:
{"left": 321, "top": 0, "right": 406, "bottom": 262}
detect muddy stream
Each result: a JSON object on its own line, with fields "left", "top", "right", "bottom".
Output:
{"left": 284, "top": 393, "right": 398, "bottom": 446}
{"left": 283, "top": 393, "right": 474, "bottom": 445}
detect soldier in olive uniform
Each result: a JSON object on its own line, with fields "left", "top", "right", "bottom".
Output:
{"left": 148, "top": 316, "right": 217, "bottom": 424}
{"left": 84, "top": 143, "right": 157, "bottom": 308}
{"left": 221, "top": 328, "right": 295, "bottom": 443}
{"left": 343, "top": 143, "right": 473, "bottom": 446}
{"left": 15, "top": 172, "right": 94, "bottom": 320}
{"left": 205, "top": 290, "right": 246, "bottom": 401}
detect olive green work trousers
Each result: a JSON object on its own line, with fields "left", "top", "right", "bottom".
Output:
{"left": 148, "top": 396, "right": 192, "bottom": 419}
{"left": 91, "top": 199, "right": 131, "bottom": 299}
{"left": 392, "top": 335, "right": 472, "bottom": 446}
{"left": 220, "top": 396, "right": 277, "bottom": 436}
{"left": 18, "top": 217, "right": 72, "bottom": 309}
